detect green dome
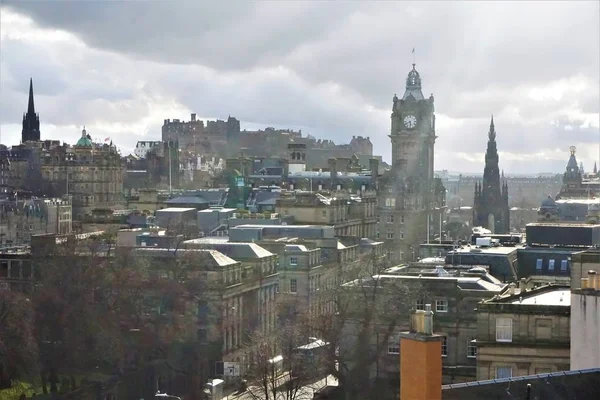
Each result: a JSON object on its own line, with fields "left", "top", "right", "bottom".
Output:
{"left": 76, "top": 127, "right": 93, "bottom": 147}
{"left": 76, "top": 136, "right": 93, "bottom": 147}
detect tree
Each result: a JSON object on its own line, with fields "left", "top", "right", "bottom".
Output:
{"left": 306, "top": 254, "right": 425, "bottom": 400}
{"left": 33, "top": 235, "right": 125, "bottom": 393}
{"left": 0, "top": 290, "right": 39, "bottom": 389}
{"left": 243, "top": 299, "right": 319, "bottom": 400}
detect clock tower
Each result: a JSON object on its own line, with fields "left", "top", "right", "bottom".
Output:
{"left": 377, "top": 63, "right": 445, "bottom": 263}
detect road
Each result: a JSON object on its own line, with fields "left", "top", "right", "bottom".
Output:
{"left": 225, "top": 375, "right": 338, "bottom": 400}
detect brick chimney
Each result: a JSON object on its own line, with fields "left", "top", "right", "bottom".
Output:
{"left": 400, "top": 304, "right": 442, "bottom": 400}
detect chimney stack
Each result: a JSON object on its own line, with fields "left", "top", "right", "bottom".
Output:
{"left": 400, "top": 304, "right": 442, "bottom": 400}
{"left": 369, "top": 158, "right": 379, "bottom": 189}
{"left": 328, "top": 158, "right": 337, "bottom": 190}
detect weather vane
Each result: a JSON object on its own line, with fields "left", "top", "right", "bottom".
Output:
{"left": 570, "top": 146, "right": 576, "bottom": 156}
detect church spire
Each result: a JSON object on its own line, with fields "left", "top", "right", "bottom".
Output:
{"left": 22, "top": 78, "right": 41, "bottom": 143}
{"left": 594, "top": 161, "right": 598, "bottom": 174}
{"left": 28, "top": 78, "right": 36, "bottom": 115}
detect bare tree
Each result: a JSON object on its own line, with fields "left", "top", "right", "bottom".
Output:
{"left": 306, "top": 253, "right": 425, "bottom": 400}
{"left": 243, "top": 299, "right": 320, "bottom": 400}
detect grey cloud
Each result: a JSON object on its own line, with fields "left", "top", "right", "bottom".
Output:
{"left": 1, "top": 1, "right": 598, "bottom": 174}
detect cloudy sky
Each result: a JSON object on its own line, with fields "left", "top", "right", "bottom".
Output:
{"left": 1, "top": 0, "right": 599, "bottom": 174}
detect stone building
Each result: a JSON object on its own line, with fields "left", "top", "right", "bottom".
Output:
{"left": 134, "top": 140, "right": 162, "bottom": 158}
{"left": 570, "top": 263, "right": 600, "bottom": 371}
{"left": 5, "top": 129, "right": 124, "bottom": 218}
{"left": 161, "top": 114, "right": 240, "bottom": 155}
{"left": 556, "top": 146, "right": 600, "bottom": 199}
{"left": 475, "top": 284, "right": 571, "bottom": 380}
{"left": 134, "top": 244, "right": 278, "bottom": 384}
{"left": 0, "top": 194, "right": 72, "bottom": 245}
{"left": 378, "top": 63, "right": 446, "bottom": 263}
{"left": 275, "top": 190, "right": 378, "bottom": 238}
{"left": 473, "top": 118, "right": 510, "bottom": 234}
{"left": 340, "top": 263, "right": 506, "bottom": 392}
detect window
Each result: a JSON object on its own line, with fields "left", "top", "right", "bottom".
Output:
{"left": 385, "top": 198, "right": 396, "bottom": 207}
{"left": 400, "top": 216, "right": 405, "bottom": 224}
{"left": 548, "top": 259, "right": 555, "bottom": 271}
{"left": 441, "top": 336, "right": 448, "bottom": 357}
{"left": 467, "top": 338, "right": 477, "bottom": 358}
{"left": 322, "top": 210, "right": 327, "bottom": 218}
{"left": 560, "top": 259, "right": 568, "bottom": 272}
{"left": 386, "top": 230, "right": 394, "bottom": 239}
{"left": 495, "top": 367, "right": 512, "bottom": 379}
{"left": 290, "top": 257, "right": 298, "bottom": 266}
{"left": 387, "top": 214, "right": 394, "bottom": 223}
{"left": 399, "top": 251, "right": 404, "bottom": 260}
{"left": 536, "top": 258, "right": 543, "bottom": 271}
{"left": 496, "top": 317, "right": 513, "bottom": 342}
{"left": 290, "top": 279, "right": 297, "bottom": 294}
{"left": 400, "top": 231, "right": 405, "bottom": 240}
{"left": 535, "top": 318, "right": 552, "bottom": 340}
{"left": 388, "top": 336, "right": 400, "bottom": 354}
{"left": 386, "top": 250, "right": 393, "bottom": 259}
{"left": 415, "top": 299, "right": 425, "bottom": 310}
{"left": 435, "top": 299, "right": 448, "bottom": 313}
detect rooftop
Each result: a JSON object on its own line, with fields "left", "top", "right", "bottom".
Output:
{"left": 183, "top": 239, "right": 275, "bottom": 259}
{"left": 198, "top": 208, "right": 237, "bottom": 213}
{"left": 448, "top": 245, "right": 520, "bottom": 255}
{"left": 510, "top": 289, "right": 570, "bottom": 306}
{"left": 483, "top": 284, "right": 571, "bottom": 308}
{"left": 442, "top": 368, "right": 600, "bottom": 400}
{"left": 156, "top": 207, "right": 197, "bottom": 213}
{"left": 132, "top": 248, "right": 238, "bottom": 267}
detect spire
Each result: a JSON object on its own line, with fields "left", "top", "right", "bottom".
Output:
{"left": 28, "top": 78, "right": 35, "bottom": 115}
{"left": 22, "top": 78, "right": 41, "bottom": 142}
{"left": 402, "top": 63, "right": 424, "bottom": 101}
{"left": 489, "top": 115, "right": 496, "bottom": 141}
{"left": 594, "top": 161, "right": 598, "bottom": 174}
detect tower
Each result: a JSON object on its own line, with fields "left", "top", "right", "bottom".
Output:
{"left": 287, "top": 143, "right": 306, "bottom": 174}
{"left": 378, "top": 63, "right": 444, "bottom": 262}
{"left": 22, "top": 78, "right": 41, "bottom": 143}
{"left": 473, "top": 117, "right": 510, "bottom": 233}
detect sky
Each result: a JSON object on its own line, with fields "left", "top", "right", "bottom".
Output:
{"left": 0, "top": 0, "right": 599, "bottom": 174}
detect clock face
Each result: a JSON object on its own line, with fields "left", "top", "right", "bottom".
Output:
{"left": 403, "top": 115, "right": 417, "bottom": 129}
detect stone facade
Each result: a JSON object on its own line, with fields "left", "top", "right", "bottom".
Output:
{"left": 341, "top": 264, "right": 506, "bottom": 387}
{"left": 0, "top": 194, "right": 72, "bottom": 245}
{"left": 570, "top": 266, "right": 600, "bottom": 371}
{"left": 162, "top": 114, "right": 239, "bottom": 155}
{"left": 5, "top": 130, "right": 124, "bottom": 218}
{"left": 476, "top": 285, "right": 571, "bottom": 380}
{"left": 378, "top": 63, "right": 445, "bottom": 263}
{"left": 275, "top": 190, "right": 378, "bottom": 238}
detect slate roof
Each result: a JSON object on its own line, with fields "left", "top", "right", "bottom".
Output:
{"left": 132, "top": 248, "right": 238, "bottom": 267}
{"left": 442, "top": 368, "right": 600, "bottom": 400}
{"left": 166, "top": 196, "right": 209, "bottom": 205}
{"left": 183, "top": 239, "right": 275, "bottom": 260}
